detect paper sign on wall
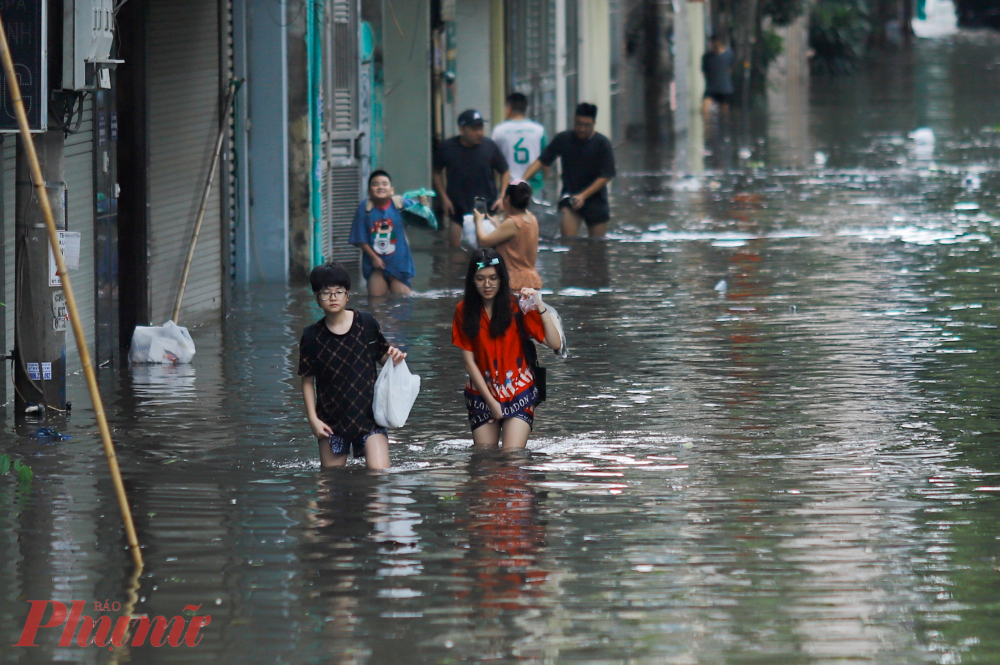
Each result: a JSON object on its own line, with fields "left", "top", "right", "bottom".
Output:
{"left": 48, "top": 232, "right": 82, "bottom": 287}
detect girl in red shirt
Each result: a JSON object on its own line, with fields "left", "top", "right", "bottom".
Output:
{"left": 452, "top": 249, "right": 563, "bottom": 449}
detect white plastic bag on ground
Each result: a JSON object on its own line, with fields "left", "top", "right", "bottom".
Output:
{"left": 129, "top": 321, "right": 196, "bottom": 364}
{"left": 373, "top": 359, "right": 421, "bottom": 428}
{"left": 461, "top": 214, "right": 496, "bottom": 252}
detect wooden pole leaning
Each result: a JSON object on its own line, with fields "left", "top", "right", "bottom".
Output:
{"left": 172, "top": 80, "right": 240, "bottom": 323}
{"left": 0, "top": 14, "right": 143, "bottom": 569}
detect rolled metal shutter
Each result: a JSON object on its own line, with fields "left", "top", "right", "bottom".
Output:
{"left": 507, "top": 0, "right": 558, "bottom": 137}
{"left": 64, "top": 99, "right": 95, "bottom": 372}
{"left": 322, "top": 0, "right": 362, "bottom": 266}
{"left": 3, "top": 139, "right": 14, "bottom": 379}
{"left": 146, "top": 0, "right": 222, "bottom": 323}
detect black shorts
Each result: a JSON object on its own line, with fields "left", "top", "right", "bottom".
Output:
{"left": 450, "top": 207, "right": 469, "bottom": 226}
{"left": 328, "top": 427, "right": 387, "bottom": 458}
{"left": 705, "top": 92, "right": 733, "bottom": 105}
{"left": 558, "top": 195, "right": 610, "bottom": 227}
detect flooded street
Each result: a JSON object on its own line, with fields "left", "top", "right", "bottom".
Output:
{"left": 3, "top": 33, "right": 1000, "bottom": 664}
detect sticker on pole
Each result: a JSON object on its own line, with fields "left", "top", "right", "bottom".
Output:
{"left": 48, "top": 232, "right": 81, "bottom": 287}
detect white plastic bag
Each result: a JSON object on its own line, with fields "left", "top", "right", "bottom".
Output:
{"left": 461, "top": 214, "right": 478, "bottom": 251}
{"left": 518, "top": 295, "right": 568, "bottom": 359}
{"left": 129, "top": 321, "right": 196, "bottom": 364}
{"left": 373, "top": 359, "right": 421, "bottom": 428}
{"left": 460, "top": 214, "right": 496, "bottom": 252}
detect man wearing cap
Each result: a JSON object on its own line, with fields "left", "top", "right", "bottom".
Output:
{"left": 434, "top": 109, "right": 511, "bottom": 247}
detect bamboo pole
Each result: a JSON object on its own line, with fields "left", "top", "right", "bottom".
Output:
{"left": 0, "top": 13, "right": 143, "bottom": 569}
{"left": 172, "top": 80, "right": 240, "bottom": 323}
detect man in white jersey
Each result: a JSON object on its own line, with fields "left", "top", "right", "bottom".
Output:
{"left": 492, "top": 92, "right": 547, "bottom": 197}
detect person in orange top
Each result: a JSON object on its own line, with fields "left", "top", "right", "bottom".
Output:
{"left": 452, "top": 249, "right": 562, "bottom": 449}
{"left": 473, "top": 180, "right": 542, "bottom": 291}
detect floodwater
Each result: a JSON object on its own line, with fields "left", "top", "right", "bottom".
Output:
{"left": 3, "top": 33, "right": 1000, "bottom": 665}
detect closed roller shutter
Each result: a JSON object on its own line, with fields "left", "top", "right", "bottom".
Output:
{"left": 146, "top": 0, "right": 222, "bottom": 323}
{"left": 64, "top": 100, "right": 94, "bottom": 373}
{"left": 322, "top": 0, "right": 362, "bottom": 266}
{"left": 507, "top": 0, "right": 558, "bottom": 137}
{"left": 3, "top": 138, "right": 14, "bottom": 390}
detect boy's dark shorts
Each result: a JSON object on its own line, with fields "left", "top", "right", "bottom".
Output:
{"left": 450, "top": 207, "right": 468, "bottom": 226}
{"left": 329, "top": 427, "right": 387, "bottom": 458}
{"left": 705, "top": 92, "right": 733, "bottom": 105}
{"left": 558, "top": 195, "right": 610, "bottom": 227}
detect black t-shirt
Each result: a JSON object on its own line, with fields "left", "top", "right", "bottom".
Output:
{"left": 702, "top": 50, "right": 735, "bottom": 95}
{"left": 433, "top": 136, "right": 509, "bottom": 215}
{"left": 298, "top": 310, "right": 390, "bottom": 439}
{"left": 539, "top": 130, "right": 616, "bottom": 206}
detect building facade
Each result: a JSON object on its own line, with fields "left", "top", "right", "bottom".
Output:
{"left": 1, "top": 0, "right": 679, "bottom": 407}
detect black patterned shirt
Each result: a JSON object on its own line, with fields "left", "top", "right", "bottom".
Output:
{"left": 298, "top": 311, "right": 390, "bottom": 439}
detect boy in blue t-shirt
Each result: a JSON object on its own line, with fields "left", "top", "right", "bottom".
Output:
{"left": 349, "top": 170, "right": 417, "bottom": 295}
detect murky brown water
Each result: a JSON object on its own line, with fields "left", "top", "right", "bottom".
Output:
{"left": 2, "top": 32, "right": 1000, "bottom": 664}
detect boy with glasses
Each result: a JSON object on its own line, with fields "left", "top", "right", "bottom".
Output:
{"left": 299, "top": 263, "right": 406, "bottom": 470}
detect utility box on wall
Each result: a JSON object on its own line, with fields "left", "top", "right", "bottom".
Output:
{"left": 63, "top": 0, "right": 115, "bottom": 90}
{"left": 0, "top": 0, "right": 48, "bottom": 132}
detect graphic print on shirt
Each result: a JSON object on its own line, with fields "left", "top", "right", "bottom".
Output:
{"left": 452, "top": 300, "right": 546, "bottom": 419}
{"left": 371, "top": 218, "right": 397, "bottom": 255}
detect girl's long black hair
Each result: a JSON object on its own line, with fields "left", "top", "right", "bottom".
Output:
{"left": 463, "top": 248, "right": 514, "bottom": 340}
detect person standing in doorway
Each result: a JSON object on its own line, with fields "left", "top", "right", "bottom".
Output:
{"left": 492, "top": 93, "right": 547, "bottom": 197}
{"left": 522, "top": 103, "right": 616, "bottom": 238}
{"left": 702, "top": 36, "right": 735, "bottom": 116}
{"left": 434, "top": 109, "right": 511, "bottom": 247}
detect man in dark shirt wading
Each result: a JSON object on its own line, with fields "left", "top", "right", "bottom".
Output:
{"left": 702, "top": 36, "right": 734, "bottom": 116}
{"left": 522, "top": 103, "right": 616, "bottom": 239}
{"left": 434, "top": 109, "right": 511, "bottom": 247}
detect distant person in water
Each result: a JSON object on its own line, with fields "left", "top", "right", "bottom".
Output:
{"left": 473, "top": 180, "right": 542, "bottom": 291}
{"left": 452, "top": 249, "right": 562, "bottom": 450}
{"left": 349, "top": 170, "right": 416, "bottom": 296}
{"left": 522, "top": 103, "right": 616, "bottom": 239}
{"left": 702, "top": 36, "right": 734, "bottom": 116}
{"left": 299, "top": 263, "right": 406, "bottom": 470}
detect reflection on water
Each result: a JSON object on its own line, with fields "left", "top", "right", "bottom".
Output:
{"left": 3, "top": 32, "right": 1000, "bottom": 665}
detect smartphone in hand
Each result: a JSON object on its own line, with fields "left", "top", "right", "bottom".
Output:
{"left": 473, "top": 197, "right": 488, "bottom": 215}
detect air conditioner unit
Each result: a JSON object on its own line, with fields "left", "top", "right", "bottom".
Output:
{"left": 63, "top": 0, "right": 116, "bottom": 90}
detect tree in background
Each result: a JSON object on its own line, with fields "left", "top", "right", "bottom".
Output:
{"left": 711, "top": 0, "right": 918, "bottom": 93}
{"left": 710, "top": 0, "right": 806, "bottom": 103}
{"left": 809, "top": 0, "right": 873, "bottom": 73}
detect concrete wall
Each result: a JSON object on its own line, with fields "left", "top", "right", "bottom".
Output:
{"left": 245, "top": 0, "right": 289, "bottom": 282}
{"left": 286, "top": 5, "right": 311, "bottom": 281}
{"left": 671, "top": 0, "right": 705, "bottom": 174}
{"left": 578, "top": 0, "right": 612, "bottom": 137}
{"left": 382, "top": 0, "right": 432, "bottom": 191}
{"left": 454, "top": 0, "right": 493, "bottom": 130}
{"left": 767, "top": 15, "right": 811, "bottom": 166}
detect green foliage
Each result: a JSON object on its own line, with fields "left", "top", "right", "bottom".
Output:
{"left": 15, "top": 461, "right": 34, "bottom": 485}
{"left": 761, "top": 0, "right": 805, "bottom": 26}
{"left": 760, "top": 30, "right": 785, "bottom": 70}
{"left": 809, "top": 0, "right": 872, "bottom": 74}
{"left": 1, "top": 454, "right": 34, "bottom": 487}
